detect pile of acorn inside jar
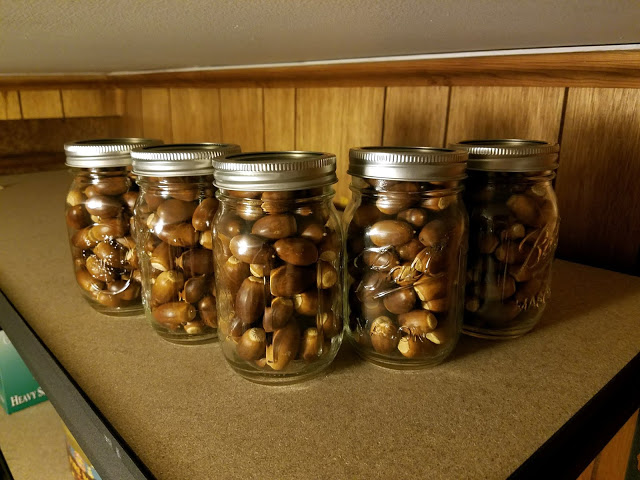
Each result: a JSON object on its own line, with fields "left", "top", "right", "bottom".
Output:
{"left": 64, "top": 139, "right": 560, "bottom": 384}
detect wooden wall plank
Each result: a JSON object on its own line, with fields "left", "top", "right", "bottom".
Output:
{"left": 576, "top": 460, "right": 595, "bottom": 480}
{"left": 170, "top": 88, "right": 222, "bottom": 143}
{"left": 120, "top": 88, "right": 144, "bottom": 138}
{"left": 445, "top": 86, "right": 565, "bottom": 144}
{"left": 383, "top": 86, "right": 449, "bottom": 147}
{"left": 19, "top": 90, "right": 63, "bottom": 119}
{"left": 0, "top": 92, "right": 9, "bottom": 120}
{"left": 219, "top": 88, "right": 264, "bottom": 151}
{"left": 264, "top": 88, "right": 295, "bottom": 150}
{"left": 296, "top": 87, "right": 385, "bottom": 206}
{"left": 141, "top": 88, "right": 173, "bottom": 143}
{"left": 61, "top": 89, "right": 121, "bottom": 118}
{"left": 0, "top": 91, "right": 21, "bottom": 120}
{"left": 555, "top": 88, "right": 640, "bottom": 273}
{"left": 591, "top": 410, "right": 639, "bottom": 480}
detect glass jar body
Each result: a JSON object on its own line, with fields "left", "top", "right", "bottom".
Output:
{"left": 463, "top": 171, "right": 559, "bottom": 339}
{"left": 66, "top": 167, "right": 142, "bottom": 315}
{"left": 213, "top": 187, "right": 344, "bottom": 384}
{"left": 344, "top": 178, "right": 468, "bottom": 369}
{"left": 135, "top": 175, "right": 218, "bottom": 344}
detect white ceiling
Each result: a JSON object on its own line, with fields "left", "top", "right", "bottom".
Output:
{"left": 1, "top": 0, "right": 639, "bottom": 75}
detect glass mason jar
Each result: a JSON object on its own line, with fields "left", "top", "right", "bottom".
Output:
{"left": 64, "top": 138, "right": 162, "bottom": 316}
{"left": 131, "top": 143, "right": 241, "bottom": 344}
{"left": 212, "top": 152, "right": 343, "bottom": 384}
{"left": 344, "top": 147, "right": 469, "bottom": 369}
{"left": 449, "top": 140, "right": 560, "bottom": 339}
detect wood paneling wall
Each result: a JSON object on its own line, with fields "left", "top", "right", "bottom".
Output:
{"left": 555, "top": 88, "right": 640, "bottom": 271}
{"left": 383, "top": 86, "right": 449, "bottom": 147}
{"left": 1, "top": 53, "right": 639, "bottom": 274}
{"left": 445, "top": 86, "right": 565, "bottom": 143}
{"left": 295, "top": 87, "right": 385, "bottom": 205}
{"left": 263, "top": 88, "right": 295, "bottom": 151}
{"left": 140, "top": 88, "right": 172, "bottom": 142}
{"left": 0, "top": 91, "right": 21, "bottom": 120}
{"left": 118, "top": 84, "right": 640, "bottom": 273}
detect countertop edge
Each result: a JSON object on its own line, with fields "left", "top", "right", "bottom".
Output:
{"left": 509, "top": 352, "right": 640, "bottom": 479}
{"left": 0, "top": 290, "right": 153, "bottom": 480}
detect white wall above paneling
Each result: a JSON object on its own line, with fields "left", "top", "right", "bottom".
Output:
{"left": 1, "top": 0, "right": 639, "bottom": 74}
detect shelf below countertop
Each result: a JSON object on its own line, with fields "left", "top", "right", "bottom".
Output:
{"left": 0, "top": 170, "right": 639, "bottom": 480}
{"left": 0, "top": 401, "right": 70, "bottom": 480}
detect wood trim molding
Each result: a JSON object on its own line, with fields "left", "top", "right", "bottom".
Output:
{"left": 1, "top": 51, "right": 639, "bottom": 90}
{"left": 0, "top": 74, "right": 111, "bottom": 90}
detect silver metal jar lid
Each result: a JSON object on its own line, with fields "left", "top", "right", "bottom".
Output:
{"left": 131, "top": 143, "right": 241, "bottom": 177}
{"left": 213, "top": 151, "right": 337, "bottom": 191}
{"left": 448, "top": 139, "right": 559, "bottom": 172}
{"left": 64, "top": 138, "right": 163, "bottom": 168}
{"left": 348, "top": 146, "right": 468, "bottom": 182}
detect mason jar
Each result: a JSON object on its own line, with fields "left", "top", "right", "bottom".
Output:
{"left": 64, "top": 138, "right": 162, "bottom": 316}
{"left": 449, "top": 139, "right": 560, "bottom": 339}
{"left": 212, "top": 152, "right": 343, "bottom": 384}
{"left": 131, "top": 143, "right": 240, "bottom": 344}
{"left": 344, "top": 147, "right": 468, "bottom": 369}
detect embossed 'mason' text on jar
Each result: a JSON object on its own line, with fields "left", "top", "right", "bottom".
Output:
{"left": 131, "top": 143, "right": 240, "bottom": 344}
{"left": 212, "top": 151, "right": 344, "bottom": 384}
{"left": 449, "top": 139, "right": 560, "bottom": 339}
{"left": 344, "top": 147, "right": 469, "bottom": 369}
{"left": 64, "top": 138, "right": 162, "bottom": 316}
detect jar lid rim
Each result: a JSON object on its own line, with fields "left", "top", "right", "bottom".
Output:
{"left": 348, "top": 146, "right": 468, "bottom": 181}
{"left": 448, "top": 139, "right": 559, "bottom": 171}
{"left": 131, "top": 143, "right": 241, "bottom": 176}
{"left": 64, "top": 138, "right": 163, "bottom": 167}
{"left": 213, "top": 151, "right": 337, "bottom": 190}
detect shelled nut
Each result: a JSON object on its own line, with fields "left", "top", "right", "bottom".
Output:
{"left": 398, "top": 310, "right": 437, "bottom": 336}
{"left": 251, "top": 214, "right": 297, "bottom": 239}
{"left": 369, "top": 220, "right": 414, "bottom": 247}
{"left": 398, "top": 336, "right": 429, "bottom": 358}
{"left": 321, "top": 311, "right": 343, "bottom": 338}
{"left": 235, "top": 276, "right": 266, "bottom": 325}
{"left": 301, "top": 328, "right": 321, "bottom": 362}
{"left": 156, "top": 198, "right": 197, "bottom": 225}
{"left": 152, "top": 302, "right": 196, "bottom": 327}
{"left": 382, "top": 288, "right": 416, "bottom": 314}
{"left": 274, "top": 237, "right": 318, "bottom": 266}
{"left": 198, "top": 295, "right": 217, "bottom": 328}
{"left": 192, "top": 197, "right": 219, "bottom": 231}
{"left": 369, "top": 316, "right": 399, "bottom": 354}
{"left": 263, "top": 297, "right": 294, "bottom": 332}
{"left": 151, "top": 270, "right": 184, "bottom": 306}
{"left": 181, "top": 275, "right": 209, "bottom": 303}
{"left": 155, "top": 222, "right": 200, "bottom": 247}
{"left": 397, "top": 208, "right": 428, "bottom": 227}
{"left": 229, "top": 234, "right": 274, "bottom": 265}
{"left": 237, "top": 328, "right": 267, "bottom": 361}
{"left": 270, "top": 264, "right": 315, "bottom": 297}
{"left": 266, "top": 323, "right": 301, "bottom": 370}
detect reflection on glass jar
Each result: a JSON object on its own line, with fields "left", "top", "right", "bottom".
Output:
{"left": 344, "top": 147, "right": 469, "bottom": 369}
{"left": 450, "top": 139, "right": 560, "bottom": 339}
{"left": 212, "top": 152, "right": 343, "bottom": 384}
{"left": 131, "top": 143, "right": 240, "bottom": 344}
{"left": 64, "top": 138, "right": 162, "bottom": 316}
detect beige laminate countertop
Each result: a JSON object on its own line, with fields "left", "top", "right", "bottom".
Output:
{"left": 0, "top": 170, "right": 639, "bottom": 479}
